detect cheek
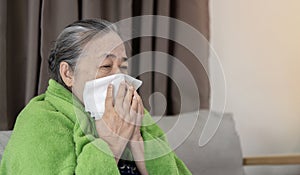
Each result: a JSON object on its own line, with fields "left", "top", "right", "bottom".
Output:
{"left": 95, "top": 69, "right": 111, "bottom": 79}
{"left": 76, "top": 67, "right": 97, "bottom": 82}
{"left": 75, "top": 58, "right": 99, "bottom": 81}
{"left": 72, "top": 64, "right": 98, "bottom": 98}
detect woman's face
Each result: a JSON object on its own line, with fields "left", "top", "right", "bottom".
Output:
{"left": 71, "top": 32, "right": 129, "bottom": 102}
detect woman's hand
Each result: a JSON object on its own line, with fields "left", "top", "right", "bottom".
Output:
{"left": 130, "top": 91, "right": 144, "bottom": 141}
{"left": 128, "top": 91, "right": 149, "bottom": 175}
{"left": 95, "top": 81, "right": 139, "bottom": 162}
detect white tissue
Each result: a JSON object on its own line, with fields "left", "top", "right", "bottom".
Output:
{"left": 83, "top": 74, "right": 143, "bottom": 120}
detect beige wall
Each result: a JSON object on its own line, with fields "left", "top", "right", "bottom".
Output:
{"left": 210, "top": 0, "right": 300, "bottom": 174}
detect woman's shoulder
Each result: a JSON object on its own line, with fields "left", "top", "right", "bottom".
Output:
{"left": 24, "top": 94, "right": 56, "bottom": 112}
{"left": 17, "top": 94, "right": 61, "bottom": 121}
{"left": 7, "top": 93, "right": 75, "bottom": 151}
{"left": 13, "top": 93, "right": 74, "bottom": 134}
{"left": 1, "top": 95, "right": 77, "bottom": 174}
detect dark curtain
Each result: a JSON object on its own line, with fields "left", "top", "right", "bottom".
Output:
{"left": 0, "top": 0, "right": 210, "bottom": 130}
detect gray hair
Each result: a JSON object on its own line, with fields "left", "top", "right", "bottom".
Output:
{"left": 48, "top": 19, "right": 119, "bottom": 87}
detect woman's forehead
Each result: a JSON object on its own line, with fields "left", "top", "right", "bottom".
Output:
{"left": 81, "top": 32, "right": 126, "bottom": 58}
{"left": 88, "top": 32, "right": 123, "bottom": 49}
{"left": 102, "top": 53, "right": 128, "bottom": 61}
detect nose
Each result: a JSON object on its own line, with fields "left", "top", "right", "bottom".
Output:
{"left": 112, "top": 66, "right": 121, "bottom": 74}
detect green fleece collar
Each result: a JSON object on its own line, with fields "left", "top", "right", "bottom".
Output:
{"left": 46, "top": 79, "right": 86, "bottom": 111}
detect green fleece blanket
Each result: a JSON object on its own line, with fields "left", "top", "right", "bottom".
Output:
{"left": 0, "top": 79, "right": 191, "bottom": 175}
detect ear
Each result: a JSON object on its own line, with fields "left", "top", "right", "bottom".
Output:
{"left": 59, "top": 61, "right": 74, "bottom": 87}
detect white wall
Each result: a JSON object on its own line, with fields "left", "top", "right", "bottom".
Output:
{"left": 209, "top": 0, "right": 300, "bottom": 174}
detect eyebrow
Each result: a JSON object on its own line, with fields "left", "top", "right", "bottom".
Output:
{"left": 104, "top": 53, "right": 128, "bottom": 62}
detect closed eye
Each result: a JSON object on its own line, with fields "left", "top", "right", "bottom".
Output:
{"left": 100, "top": 65, "right": 112, "bottom": 68}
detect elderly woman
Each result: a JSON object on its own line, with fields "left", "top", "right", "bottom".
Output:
{"left": 0, "top": 19, "right": 191, "bottom": 175}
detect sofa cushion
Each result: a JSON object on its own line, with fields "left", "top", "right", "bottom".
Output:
{"left": 0, "top": 131, "right": 12, "bottom": 161}
{"left": 154, "top": 110, "right": 245, "bottom": 175}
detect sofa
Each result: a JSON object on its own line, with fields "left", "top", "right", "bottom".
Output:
{"left": 0, "top": 110, "right": 245, "bottom": 175}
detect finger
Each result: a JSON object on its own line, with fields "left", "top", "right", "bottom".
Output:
{"left": 123, "top": 85, "right": 134, "bottom": 113}
{"left": 136, "top": 103, "right": 143, "bottom": 126}
{"left": 129, "top": 96, "right": 138, "bottom": 120}
{"left": 115, "top": 81, "right": 127, "bottom": 108}
{"left": 139, "top": 97, "right": 144, "bottom": 116}
{"left": 105, "top": 84, "right": 114, "bottom": 109}
{"left": 127, "top": 95, "right": 138, "bottom": 125}
{"left": 134, "top": 91, "right": 144, "bottom": 116}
